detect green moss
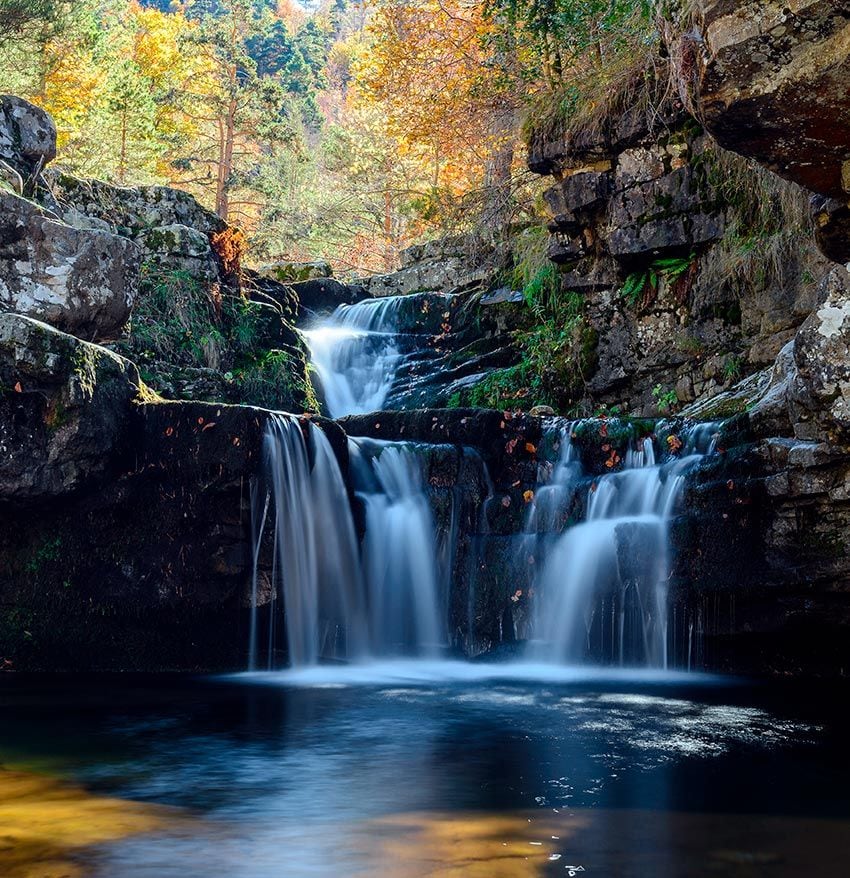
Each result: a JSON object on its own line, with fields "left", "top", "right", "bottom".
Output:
{"left": 71, "top": 343, "right": 100, "bottom": 399}
{"left": 24, "top": 536, "right": 63, "bottom": 575}
{"left": 114, "top": 260, "right": 317, "bottom": 413}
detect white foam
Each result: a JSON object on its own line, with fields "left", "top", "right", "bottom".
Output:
{"left": 226, "top": 659, "right": 723, "bottom": 689}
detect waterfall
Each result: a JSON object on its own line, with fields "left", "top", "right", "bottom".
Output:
{"left": 529, "top": 422, "right": 718, "bottom": 667}
{"left": 251, "top": 414, "right": 367, "bottom": 669}
{"left": 250, "top": 412, "right": 718, "bottom": 672}
{"left": 252, "top": 422, "right": 450, "bottom": 667}
{"left": 303, "top": 299, "right": 404, "bottom": 418}
{"left": 349, "top": 438, "right": 444, "bottom": 657}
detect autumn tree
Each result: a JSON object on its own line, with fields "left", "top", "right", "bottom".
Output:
{"left": 354, "top": 0, "right": 523, "bottom": 232}
{"left": 176, "top": 0, "right": 298, "bottom": 221}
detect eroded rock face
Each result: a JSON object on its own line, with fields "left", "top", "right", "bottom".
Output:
{"left": 0, "top": 314, "right": 141, "bottom": 502}
{"left": 0, "top": 191, "right": 139, "bottom": 340}
{"left": 693, "top": 1, "right": 850, "bottom": 265}
{"left": 793, "top": 266, "right": 850, "bottom": 442}
{"left": 0, "top": 95, "right": 56, "bottom": 178}
{"left": 696, "top": 0, "right": 850, "bottom": 201}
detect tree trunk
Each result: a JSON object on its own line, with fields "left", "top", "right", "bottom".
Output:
{"left": 216, "top": 97, "right": 237, "bottom": 221}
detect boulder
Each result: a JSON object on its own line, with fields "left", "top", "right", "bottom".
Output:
{"left": 0, "top": 191, "right": 139, "bottom": 339}
{"left": 0, "top": 314, "right": 142, "bottom": 503}
{"left": 696, "top": 0, "right": 850, "bottom": 200}
{"left": 289, "top": 277, "right": 370, "bottom": 319}
{"left": 40, "top": 171, "right": 227, "bottom": 238}
{"left": 137, "top": 223, "right": 219, "bottom": 283}
{"left": 0, "top": 95, "right": 56, "bottom": 178}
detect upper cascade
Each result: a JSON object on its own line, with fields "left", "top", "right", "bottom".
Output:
{"left": 303, "top": 298, "right": 406, "bottom": 417}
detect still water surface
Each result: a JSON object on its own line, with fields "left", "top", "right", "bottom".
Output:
{"left": 1, "top": 663, "right": 849, "bottom": 877}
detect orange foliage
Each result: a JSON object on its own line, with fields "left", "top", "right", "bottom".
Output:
{"left": 211, "top": 227, "right": 249, "bottom": 277}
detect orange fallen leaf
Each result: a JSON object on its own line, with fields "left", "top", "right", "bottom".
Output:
{"left": 13, "top": 382, "right": 22, "bottom": 393}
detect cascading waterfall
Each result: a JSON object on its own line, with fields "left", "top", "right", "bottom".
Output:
{"left": 303, "top": 298, "right": 404, "bottom": 417}
{"left": 348, "top": 438, "right": 445, "bottom": 657}
{"left": 250, "top": 414, "right": 367, "bottom": 670}
{"left": 252, "top": 422, "right": 451, "bottom": 668}
{"left": 250, "top": 409, "right": 718, "bottom": 672}
{"left": 528, "top": 422, "right": 718, "bottom": 667}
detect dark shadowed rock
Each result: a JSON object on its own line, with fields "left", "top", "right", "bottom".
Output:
{"left": 0, "top": 314, "right": 142, "bottom": 502}
{"left": 812, "top": 196, "right": 850, "bottom": 265}
{"left": 695, "top": 0, "right": 850, "bottom": 201}
{"left": 289, "top": 276, "right": 370, "bottom": 320}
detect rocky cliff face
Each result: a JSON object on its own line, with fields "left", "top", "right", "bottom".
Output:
{"left": 693, "top": 0, "right": 850, "bottom": 263}
{"left": 530, "top": 95, "right": 827, "bottom": 417}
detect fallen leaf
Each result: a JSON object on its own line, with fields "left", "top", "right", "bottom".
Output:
{"left": 523, "top": 490, "right": 535, "bottom": 503}
{"left": 13, "top": 381, "right": 22, "bottom": 393}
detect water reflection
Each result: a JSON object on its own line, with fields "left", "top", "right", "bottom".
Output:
{"left": 0, "top": 675, "right": 846, "bottom": 877}
{"left": 0, "top": 769, "right": 169, "bottom": 878}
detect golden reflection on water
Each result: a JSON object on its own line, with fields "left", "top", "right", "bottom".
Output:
{"left": 357, "top": 808, "right": 850, "bottom": 878}
{"left": 0, "top": 768, "right": 170, "bottom": 878}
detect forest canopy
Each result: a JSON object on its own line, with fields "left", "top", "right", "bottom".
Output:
{"left": 0, "top": 0, "right": 666, "bottom": 271}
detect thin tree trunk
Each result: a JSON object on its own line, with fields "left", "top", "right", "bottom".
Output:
{"left": 118, "top": 107, "right": 128, "bottom": 185}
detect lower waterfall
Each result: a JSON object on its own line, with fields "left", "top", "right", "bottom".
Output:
{"left": 349, "top": 438, "right": 445, "bottom": 657}
{"left": 250, "top": 414, "right": 718, "bottom": 671}
{"left": 250, "top": 414, "right": 367, "bottom": 670}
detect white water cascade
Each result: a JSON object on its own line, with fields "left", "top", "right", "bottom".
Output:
{"left": 529, "top": 423, "right": 718, "bottom": 667}
{"left": 250, "top": 414, "right": 368, "bottom": 670}
{"left": 349, "top": 438, "right": 444, "bottom": 657}
{"left": 303, "top": 298, "right": 404, "bottom": 417}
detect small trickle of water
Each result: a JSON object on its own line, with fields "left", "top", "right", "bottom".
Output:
{"left": 304, "top": 299, "right": 405, "bottom": 417}
{"left": 530, "top": 422, "right": 718, "bottom": 667}
{"left": 349, "top": 438, "right": 445, "bottom": 657}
